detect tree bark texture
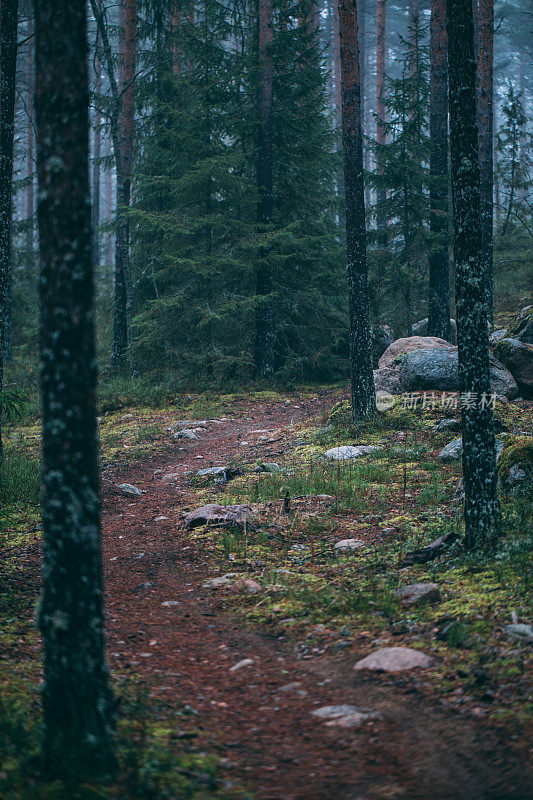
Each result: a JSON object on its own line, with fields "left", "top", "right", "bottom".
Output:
{"left": 338, "top": 0, "right": 376, "bottom": 420}
{"left": 34, "top": 0, "right": 115, "bottom": 777}
{"left": 254, "top": 0, "right": 275, "bottom": 379}
{"left": 427, "top": 0, "right": 451, "bottom": 340}
{"left": 446, "top": 0, "right": 500, "bottom": 549}
{"left": 476, "top": 0, "right": 494, "bottom": 324}
{"left": 375, "top": 0, "right": 386, "bottom": 228}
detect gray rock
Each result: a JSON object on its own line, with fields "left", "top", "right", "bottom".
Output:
{"left": 312, "top": 704, "right": 381, "bottom": 728}
{"left": 354, "top": 647, "right": 434, "bottom": 672}
{"left": 173, "top": 428, "right": 198, "bottom": 440}
{"left": 198, "top": 466, "right": 227, "bottom": 477}
{"left": 412, "top": 317, "right": 457, "bottom": 344}
{"left": 439, "top": 437, "right": 504, "bottom": 462}
{"left": 324, "top": 445, "right": 383, "bottom": 460}
{"left": 503, "top": 623, "right": 533, "bottom": 644}
{"left": 494, "top": 337, "right": 533, "bottom": 398}
{"left": 400, "top": 348, "right": 518, "bottom": 399}
{"left": 229, "top": 658, "right": 254, "bottom": 672}
{"left": 162, "top": 472, "right": 181, "bottom": 482}
{"left": 202, "top": 576, "right": 233, "bottom": 589}
{"left": 254, "top": 462, "right": 281, "bottom": 474}
{"left": 377, "top": 338, "right": 518, "bottom": 398}
{"left": 490, "top": 328, "right": 508, "bottom": 346}
{"left": 435, "top": 418, "right": 462, "bottom": 432}
{"left": 506, "top": 464, "right": 530, "bottom": 488}
{"left": 395, "top": 583, "right": 440, "bottom": 607}
{"left": 379, "top": 336, "right": 453, "bottom": 370}
{"left": 184, "top": 503, "right": 252, "bottom": 529}
{"left": 373, "top": 368, "right": 403, "bottom": 395}
{"left": 334, "top": 538, "right": 365, "bottom": 553}
{"left": 117, "top": 483, "right": 143, "bottom": 497}
{"left": 506, "top": 305, "right": 533, "bottom": 344}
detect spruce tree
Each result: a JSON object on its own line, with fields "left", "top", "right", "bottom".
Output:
{"left": 370, "top": 14, "right": 430, "bottom": 335}
{"left": 496, "top": 84, "right": 531, "bottom": 238}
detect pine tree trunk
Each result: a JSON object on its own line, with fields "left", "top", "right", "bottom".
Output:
{"left": 338, "top": 0, "right": 376, "bottom": 421}
{"left": 0, "top": 0, "right": 19, "bottom": 451}
{"left": 111, "top": 0, "right": 137, "bottom": 371}
{"left": 254, "top": 0, "right": 275, "bottom": 379}
{"left": 446, "top": 0, "right": 500, "bottom": 549}
{"left": 34, "top": 0, "right": 115, "bottom": 778}
{"left": 477, "top": 0, "right": 494, "bottom": 325}
{"left": 375, "top": 0, "right": 386, "bottom": 229}
{"left": 92, "top": 45, "right": 102, "bottom": 271}
{"left": 427, "top": 0, "right": 451, "bottom": 340}
{"left": 26, "top": 17, "right": 35, "bottom": 256}
{"left": 333, "top": 0, "right": 342, "bottom": 125}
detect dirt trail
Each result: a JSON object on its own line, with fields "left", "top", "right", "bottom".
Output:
{"left": 102, "top": 400, "right": 528, "bottom": 800}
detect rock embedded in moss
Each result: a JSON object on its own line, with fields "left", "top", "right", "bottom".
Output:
{"left": 354, "top": 646, "right": 435, "bottom": 672}
{"left": 324, "top": 445, "right": 383, "bottom": 460}
{"left": 494, "top": 337, "right": 533, "bottom": 399}
{"left": 506, "top": 305, "right": 533, "bottom": 344}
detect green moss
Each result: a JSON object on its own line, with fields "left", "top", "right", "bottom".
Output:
{"left": 498, "top": 439, "right": 533, "bottom": 476}
{"left": 327, "top": 400, "right": 353, "bottom": 430}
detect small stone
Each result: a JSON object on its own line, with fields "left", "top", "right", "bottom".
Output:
{"left": 354, "top": 647, "right": 434, "bottom": 672}
{"left": 311, "top": 704, "right": 381, "bottom": 728}
{"left": 198, "top": 466, "right": 227, "bottom": 477}
{"left": 161, "top": 600, "right": 180, "bottom": 607}
{"left": 173, "top": 429, "right": 198, "bottom": 440}
{"left": 324, "top": 445, "right": 383, "bottom": 461}
{"left": 438, "top": 437, "right": 504, "bottom": 462}
{"left": 503, "top": 623, "right": 533, "bottom": 644}
{"left": 117, "top": 483, "right": 143, "bottom": 497}
{"left": 162, "top": 472, "right": 181, "bottom": 482}
{"left": 334, "top": 538, "right": 365, "bottom": 553}
{"left": 231, "top": 578, "right": 262, "bottom": 595}
{"left": 394, "top": 583, "right": 440, "bottom": 607}
{"left": 254, "top": 462, "right": 281, "bottom": 473}
{"left": 154, "top": 515, "right": 169, "bottom": 521}
{"left": 202, "top": 577, "right": 232, "bottom": 589}
{"left": 229, "top": 658, "right": 254, "bottom": 672}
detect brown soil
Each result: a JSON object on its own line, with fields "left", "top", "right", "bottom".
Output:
{"left": 100, "top": 397, "right": 530, "bottom": 800}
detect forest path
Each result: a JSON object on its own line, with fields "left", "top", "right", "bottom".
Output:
{"left": 101, "top": 397, "right": 527, "bottom": 800}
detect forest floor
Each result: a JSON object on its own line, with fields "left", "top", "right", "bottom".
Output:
{"left": 1, "top": 387, "right": 532, "bottom": 799}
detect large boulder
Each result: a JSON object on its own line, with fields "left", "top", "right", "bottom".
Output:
{"left": 412, "top": 317, "right": 457, "bottom": 344}
{"left": 399, "top": 348, "right": 518, "bottom": 399}
{"left": 494, "top": 338, "right": 533, "bottom": 398}
{"left": 376, "top": 338, "right": 518, "bottom": 399}
{"left": 378, "top": 336, "right": 453, "bottom": 369}
{"left": 507, "top": 305, "right": 533, "bottom": 344}
{"left": 373, "top": 367, "right": 403, "bottom": 394}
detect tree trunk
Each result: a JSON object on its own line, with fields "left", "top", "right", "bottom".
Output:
{"left": 338, "top": 0, "right": 376, "bottom": 421}
{"left": 375, "top": 0, "right": 386, "bottom": 228}
{"left": 0, "top": 0, "right": 19, "bottom": 451}
{"left": 111, "top": 0, "right": 137, "bottom": 371}
{"left": 26, "top": 17, "right": 35, "bottom": 257}
{"left": 446, "top": 0, "right": 500, "bottom": 549}
{"left": 92, "top": 42, "right": 102, "bottom": 271}
{"left": 427, "top": 0, "right": 451, "bottom": 340}
{"left": 477, "top": 0, "right": 494, "bottom": 325}
{"left": 254, "top": 0, "right": 275, "bottom": 380}
{"left": 333, "top": 0, "right": 342, "bottom": 125}
{"left": 34, "top": 0, "right": 115, "bottom": 778}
